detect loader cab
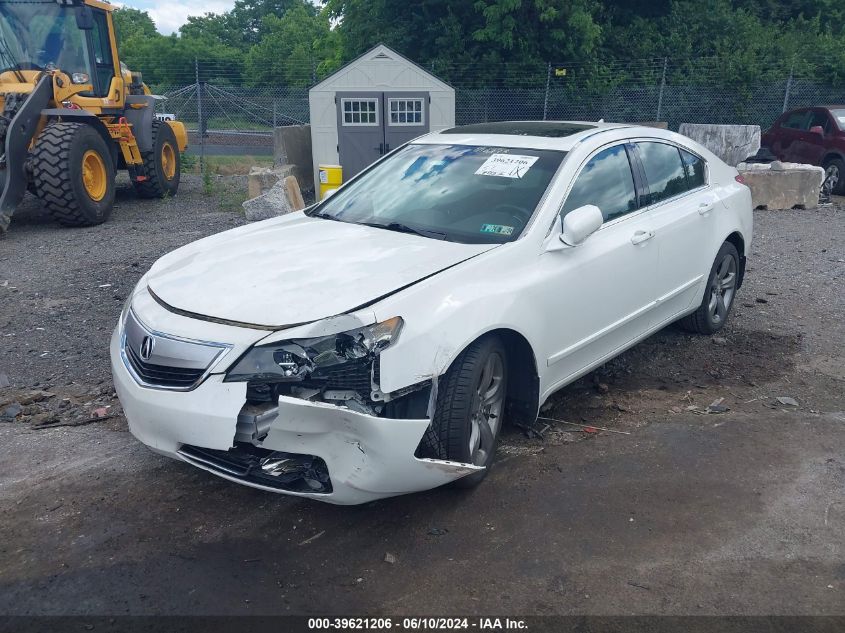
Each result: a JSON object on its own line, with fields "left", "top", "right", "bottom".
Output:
{"left": 0, "top": 0, "right": 121, "bottom": 104}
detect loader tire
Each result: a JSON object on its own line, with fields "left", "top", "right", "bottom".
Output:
{"left": 32, "top": 122, "right": 115, "bottom": 227}
{"left": 134, "top": 121, "right": 180, "bottom": 199}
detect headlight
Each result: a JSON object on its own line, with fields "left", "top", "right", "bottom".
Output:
{"left": 225, "top": 317, "right": 403, "bottom": 383}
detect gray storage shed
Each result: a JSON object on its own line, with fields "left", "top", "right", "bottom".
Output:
{"left": 309, "top": 44, "right": 455, "bottom": 185}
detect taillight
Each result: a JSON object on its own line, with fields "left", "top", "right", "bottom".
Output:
{"left": 735, "top": 174, "right": 746, "bottom": 185}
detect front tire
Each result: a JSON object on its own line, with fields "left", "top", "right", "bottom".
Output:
{"left": 681, "top": 242, "right": 740, "bottom": 335}
{"left": 32, "top": 122, "right": 115, "bottom": 227}
{"left": 420, "top": 336, "right": 508, "bottom": 488}
{"left": 824, "top": 158, "right": 845, "bottom": 195}
{"left": 134, "top": 120, "right": 180, "bottom": 198}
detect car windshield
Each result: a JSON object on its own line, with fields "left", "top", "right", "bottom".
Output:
{"left": 311, "top": 143, "right": 566, "bottom": 244}
{"left": 832, "top": 109, "right": 845, "bottom": 130}
{"left": 0, "top": 0, "right": 92, "bottom": 76}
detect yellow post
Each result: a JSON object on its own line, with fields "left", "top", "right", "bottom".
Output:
{"left": 318, "top": 164, "right": 343, "bottom": 200}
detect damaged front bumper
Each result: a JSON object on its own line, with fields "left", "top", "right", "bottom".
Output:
{"left": 111, "top": 327, "right": 480, "bottom": 505}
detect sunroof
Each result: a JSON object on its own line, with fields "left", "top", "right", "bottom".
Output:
{"left": 441, "top": 121, "right": 597, "bottom": 138}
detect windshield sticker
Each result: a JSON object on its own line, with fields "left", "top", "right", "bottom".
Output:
{"left": 475, "top": 154, "right": 539, "bottom": 179}
{"left": 480, "top": 224, "right": 514, "bottom": 236}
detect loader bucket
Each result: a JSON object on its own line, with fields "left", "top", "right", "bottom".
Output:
{"left": 0, "top": 75, "right": 53, "bottom": 233}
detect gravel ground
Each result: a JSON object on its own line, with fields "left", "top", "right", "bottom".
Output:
{"left": 0, "top": 185, "right": 843, "bottom": 617}
{"left": 0, "top": 175, "right": 247, "bottom": 389}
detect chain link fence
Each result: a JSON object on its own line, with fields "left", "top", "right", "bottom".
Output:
{"left": 147, "top": 56, "right": 845, "bottom": 160}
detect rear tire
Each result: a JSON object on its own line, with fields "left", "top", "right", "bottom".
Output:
{"left": 823, "top": 158, "right": 845, "bottom": 195}
{"left": 134, "top": 121, "right": 180, "bottom": 198}
{"left": 680, "top": 242, "right": 740, "bottom": 335}
{"left": 32, "top": 122, "right": 115, "bottom": 227}
{"left": 419, "top": 336, "right": 508, "bottom": 489}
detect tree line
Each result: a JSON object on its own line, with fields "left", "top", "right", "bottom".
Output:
{"left": 113, "top": 0, "right": 845, "bottom": 90}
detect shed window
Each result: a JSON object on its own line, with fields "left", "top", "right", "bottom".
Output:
{"left": 389, "top": 99, "right": 424, "bottom": 125}
{"left": 342, "top": 99, "right": 378, "bottom": 125}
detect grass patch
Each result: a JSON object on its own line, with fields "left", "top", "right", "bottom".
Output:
{"left": 184, "top": 155, "right": 274, "bottom": 176}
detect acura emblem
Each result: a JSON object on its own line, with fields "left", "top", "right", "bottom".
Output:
{"left": 139, "top": 335, "right": 155, "bottom": 361}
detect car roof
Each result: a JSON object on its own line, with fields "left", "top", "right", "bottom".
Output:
{"left": 417, "top": 121, "right": 672, "bottom": 152}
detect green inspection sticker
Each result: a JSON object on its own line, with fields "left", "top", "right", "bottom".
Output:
{"left": 480, "top": 224, "right": 514, "bottom": 236}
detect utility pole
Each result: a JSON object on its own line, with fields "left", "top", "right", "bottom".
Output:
{"left": 195, "top": 58, "right": 205, "bottom": 180}
{"left": 782, "top": 61, "right": 794, "bottom": 113}
{"left": 655, "top": 57, "right": 668, "bottom": 122}
{"left": 543, "top": 62, "right": 551, "bottom": 121}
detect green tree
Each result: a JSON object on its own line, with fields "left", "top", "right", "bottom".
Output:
{"left": 245, "top": 5, "right": 339, "bottom": 86}
{"left": 180, "top": 0, "right": 313, "bottom": 49}
{"left": 112, "top": 7, "right": 157, "bottom": 55}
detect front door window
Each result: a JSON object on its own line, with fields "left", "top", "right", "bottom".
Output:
{"left": 562, "top": 144, "right": 638, "bottom": 222}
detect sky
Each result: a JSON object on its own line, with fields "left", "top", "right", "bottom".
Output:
{"left": 116, "top": 0, "right": 237, "bottom": 35}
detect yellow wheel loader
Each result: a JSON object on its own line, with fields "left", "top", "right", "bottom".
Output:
{"left": 0, "top": 0, "right": 188, "bottom": 233}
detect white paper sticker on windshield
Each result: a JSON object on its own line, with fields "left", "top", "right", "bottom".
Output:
{"left": 475, "top": 154, "right": 539, "bottom": 179}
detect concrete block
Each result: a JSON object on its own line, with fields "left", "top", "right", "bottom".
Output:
{"left": 242, "top": 175, "right": 305, "bottom": 222}
{"left": 274, "top": 125, "right": 313, "bottom": 191}
{"left": 738, "top": 164, "right": 824, "bottom": 209}
{"left": 247, "top": 165, "right": 294, "bottom": 200}
{"left": 679, "top": 123, "right": 761, "bottom": 166}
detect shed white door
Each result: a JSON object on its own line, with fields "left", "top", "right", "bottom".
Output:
{"left": 336, "top": 92, "right": 430, "bottom": 178}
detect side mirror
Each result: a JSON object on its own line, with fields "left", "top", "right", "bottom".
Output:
{"left": 560, "top": 204, "right": 603, "bottom": 246}
{"left": 809, "top": 125, "right": 824, "bottom": 136}
{"left": 76, "top": 6, "right": 94, "bottom": 30}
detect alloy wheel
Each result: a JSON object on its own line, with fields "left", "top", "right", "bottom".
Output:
{"left": 825, "top": 164, "right": 840, "bottom": 190}
{"left": 468, "top": 352, "right": 506, "bottom": 466}
{"left": 708, "top": 254, "right": 737, "bottom": 324}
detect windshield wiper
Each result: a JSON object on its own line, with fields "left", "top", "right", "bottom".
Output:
{"left": 304, "top": 208, "right": 340, "bottom": 221}
{"left": 358, "top": 221, "right": 448, "bottom": 240}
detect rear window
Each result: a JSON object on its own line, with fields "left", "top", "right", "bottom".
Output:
{"left": 832, "top": 109, "right": 845, "bottom": 130}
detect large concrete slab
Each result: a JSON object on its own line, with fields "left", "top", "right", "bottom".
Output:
{"left": 739, "top": 161, "right": 824, "bottom": 209}
{"left": 274, "top": 124, "right": 314, "bottom": 191}
{"left": 679, "top": 123, "right": 761, "bottom": 166}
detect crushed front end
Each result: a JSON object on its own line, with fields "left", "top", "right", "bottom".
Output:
{"left": 111, "top": 292, "right": 479, "bottom": 504}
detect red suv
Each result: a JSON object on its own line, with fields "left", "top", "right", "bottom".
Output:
{"left": 761, "top": 106, "right": 845, "bottom": 194}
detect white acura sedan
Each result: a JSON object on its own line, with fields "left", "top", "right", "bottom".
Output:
{"left": 112, "top": 121, "right": 752, "bottom": 504}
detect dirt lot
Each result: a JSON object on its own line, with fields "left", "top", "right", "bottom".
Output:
{"left": 0, "top": 180, "right": 843, "bottom": 617}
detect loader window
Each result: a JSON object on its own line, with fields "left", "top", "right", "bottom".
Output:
{"left": 90, "top": 10, "right": 114, "bottom": 97}
{"left": 0, "top": 1, "right": 93, "bottom": 79}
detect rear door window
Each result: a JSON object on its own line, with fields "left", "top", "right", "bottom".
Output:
{"left": 636, "top": 142, "right": 688, "bottom": 205}
{"left": 562, "top": 144, "right": 638, "bottom": 222}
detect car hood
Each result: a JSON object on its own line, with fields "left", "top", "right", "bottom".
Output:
{"left": 146, "top": 213, "right": 497, "bottom": 329}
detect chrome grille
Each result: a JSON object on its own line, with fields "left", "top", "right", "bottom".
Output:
{"left": 120, "top": 309, "right": 231, "bottom": 391}
{"left": 125, "top": 344, "right": 205, "bottom": 388}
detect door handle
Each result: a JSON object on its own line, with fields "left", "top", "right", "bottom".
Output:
{"left": 698, "top": 202, "right": 714, "bottom": 215}
{"left": 630, "top": 230, "right": 654, "bottom": 245}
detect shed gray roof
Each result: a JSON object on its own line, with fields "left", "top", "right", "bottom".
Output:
{"left": 309, "top": 43, "right": 454, "bottom": 93}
